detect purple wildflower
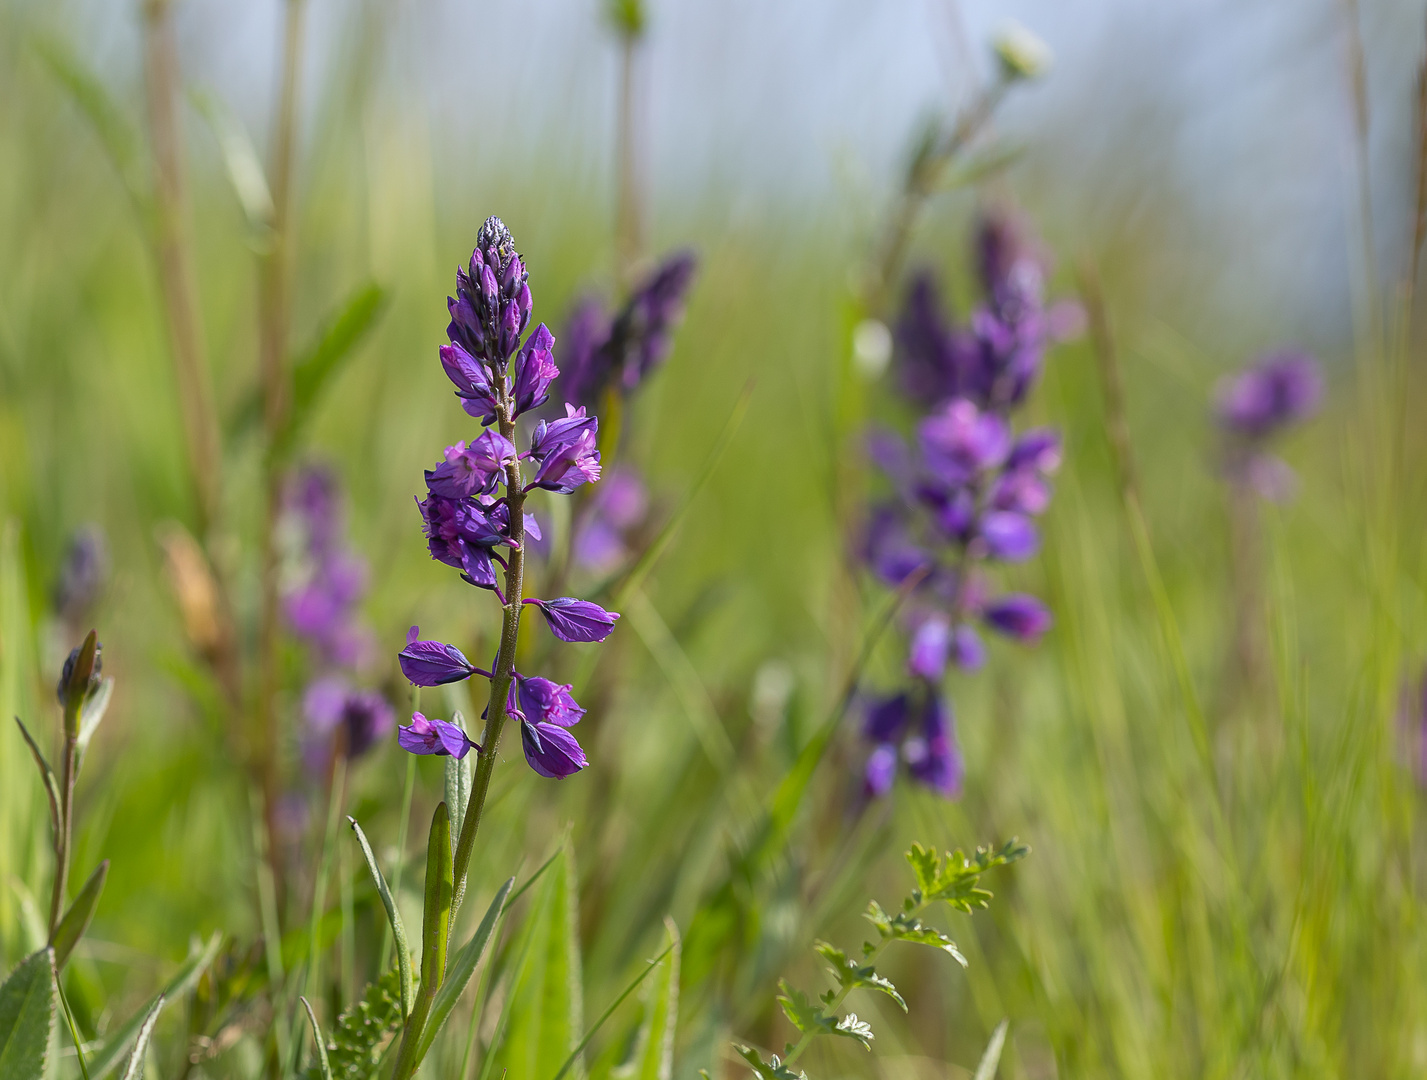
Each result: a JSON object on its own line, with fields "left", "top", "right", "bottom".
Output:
{"left": 983, "top": 594, "right": 1052, "bottom": 641}
{"left": 903, "top": 696, "right": 964, "bottom": 798}
{"left": 447, "top": 216, "right": 532, "bottom": 365}
{"left": 425, "top": 432, "right": 517, "bottom": 499}
{"left": 863, "top": 743, "right": 899, "bottom": 798}
{"left": 573, "top": 467, "right": 649, "bottom": 571}
{"left": 950, "top": 625, "right": 986, "bottom": 671}
{"left": 511, "top": 324, "right": 558, "bottom": 416}
{"left": 1215, "top": 351, "right": 1322, "bottom": 439}
{"left": 305, "top": 678, "right": 394, "bottom": 760}
{"left": 908, "top": 615, "right": 951, "bottom": 680}
{"left": 398, "top": 626, "right": 479, "bottom": 686}
{"left": 978, "top": 511, "right": 1039, "bottom": 561}
{"left": 398, "top": 711, "right": 479, "bottom": 758}
{"left": 529, "top": 427, "right": 602, "bottom": 494}
{"left": 521, "top": 720, "right": 589, "bottom": 779}
{"left": 54, "top": 525, "right": 109, "bottom": 626}
{"left": 526, "top": 597, "right": 620, "bottom": 643}
{"left": 860, "top": 692, "right": 963, "bottom": 799}
{"left": 441, "top": 343, "right": 499, "bottom": 425}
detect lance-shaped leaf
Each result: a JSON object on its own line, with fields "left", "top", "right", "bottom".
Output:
{"left": 418, "top": 802, "right": 453, "bottom": 995}
{"left": 490, "top": 838, "right": 583, "bottom": 1080}
{"left": 118, "top": 995, "right": 164, "bottom": 1080}
{"left": 972, "top": 1019, "right": 1009, "bottom": 1080}
{"left": 0, "top": 949, "right": 57, "bottom": 1080}
{"left": 863, "top": 900, "right": 966, "bottom": 967}
{"left": 733, "top": 1045, "right": 805, "bottom": 1080}
{"left": 13, "top": 718, "right": 61, "bottom": 843}
{"left": 443, "top": 713, "right": 473, "bottom": 843}
{"left": 50, "top": 860, "right": 109, "bottom": 970}
{"left": 301, "top": 996, "right": 335, "bottom": 1080}
{"left": 552, "top": 934, "right": 677, "bottom": 1080}
{"left": 415, "top": 876, "right": 513, "bottom": 1064}
{"left": 813, "top": 942, "right": 905, "bottom": 1012}
{"left": 349, "top": 816, "right": 413, "bottom": 1018}
{"left": 618, "top": 918, "right": 680, "bottom": 1080}
{"left": 89, "top": 932, "right": 221, "bottom": 1079}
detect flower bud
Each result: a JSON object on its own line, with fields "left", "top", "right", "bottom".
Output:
{"left": 993, "top": 21, "right": 1052, "bottom": 81}
{"left": 57, "top": 630, "right": 102, "bottom": 732}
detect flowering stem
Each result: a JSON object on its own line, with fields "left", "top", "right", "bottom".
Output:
{"left": 450, "top": 400, "right": 527, "bottom": 922}
{"left": 46, "top": 719, "right": 78, "bottom": 937}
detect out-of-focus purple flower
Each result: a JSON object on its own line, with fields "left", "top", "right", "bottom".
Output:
{"left": 863, "top": 743, "right": 898, "bottom": 798}
{"left": 573, "top": 467, "right": 649, "bottom": 571}
{"left": 440, "top": 343, "right": 499, "bottom": 425}
{"left": 919, "top": 399, "right": 1011, "bottom": 485}
{"left": 282, "top": 465, "right": 374, "bottom": 668}
{"left": 990, "top": 468, "right": 1051, "bottom": 515}
{"left": 903, "top": 696, "right": 963, "bottom": 798}
{"left": 398, "top": 626, "right": 479, "bottom": 686}
{"left": 1007, "top": 429, "right": 1062, "bottom": 474}
{"left": 425, "top": 432, "right": 517, "bottom": 499}
{"left": 398, "top": 711, "right": 478, "bottom": 758}
{"left": 1215, "top": 351, "right": 1322, "bottom": 440}
{"left": 54, "top": 525, "right": 109, "bottom": 625}
{"left": 516, "top": 674, "right": 585, "bottom": 727}
{"left": 976, "top": 209, "right": 1046, "bottom": 324}
{"left": 895, "top": 272, "right": 978, "bottom": 405}
{"left": 511, "top": 324, "right": 559, "bottom": 416}
{"left": 983, "top": 594, "right": 1052, "bottom": 641}
{"left": 554, "top": 298, "right": 614, "bottom": 410}
{"left": 526, "top": 597, "right": 620, "bottom": 643}
{"left": 863, "top": 693, "right": 910, "bottom": 742}
{"left": 979, "top": 511, "right": 1039, "bottom": 562}
{"left": 908, "top": 615, "right": 951, "bottom": 680}
{"left": 950, "top": 625, "right": 986, "bottom": 671}
{"left": 305, "top": 678, "right": 394, "bottom": 760}
{"left": 521, "top": 720, "right": 588, "bottom": 778}
{"left": 862, "top": 505, "right": 932, "bottom": 587}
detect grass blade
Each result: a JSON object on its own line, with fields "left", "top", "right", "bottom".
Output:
{"left": 50, "top": 859, "right": 108, "bottom": 970}
{"left": 349, "top": 815, "right": 414, "bottom": 1018}
{"left": 300, "top": 996, "right": 334, "bottom": 1080}
{"left": 117, "top": 995, "right": 164, "bottom": 1080}
{"left": 625, "top": 919, "right": 681, "bottom": 1080}
{"left": 550, "top": 936, "right": 676, "bottom": 1080}
{"left": 416, "top": 876, "right": 515, "bottom": 1063}
{"left": 972, "top": 1019, "right": 1008, "bottom": 1080}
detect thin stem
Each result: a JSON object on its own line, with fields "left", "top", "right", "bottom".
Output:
{"left": 47, "top": 735, "right": 76, "bottom": 936}
{"left": 451, "top": 400, "right": 527, "bottom": 922}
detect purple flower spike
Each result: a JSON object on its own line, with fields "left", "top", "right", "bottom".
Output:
{"left": 983, "top": 594, "right": 1052, "bottom": 642}
{"left": 527, "top": 597, "right": 620, "bottom": 643}
{"left": 979, "top": 511, "right": 1039, "bottom": 561}
{"left": 919, "top": 398, "right": 1011, "bottom": 485}
{"left": 521, "top": 720, "right": 589, "bottom": 778}
{"left": 425, "top": 432, "right": 517, "bottom": 499}
{"left": 398, "top": 626, "right": 478, "bottom": 686}
{"left": 1215, "top": 351, "right": 1322, "bottom": 439}
{"left": 517, "top": 674, "right": 586, "bottom": 727}
{"left": 511, "top": 324, "right": 559, "bottom": 416}
{"left": 398, "top": 712, "right": 478, "bottom": 758}
{"left": 908, "top": 616, "right": 951, "bottom": 680}
{"left": 863, "top": 743, "right": 898, "bottom": 798}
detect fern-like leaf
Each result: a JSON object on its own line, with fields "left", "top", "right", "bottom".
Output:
{"left": 306, "top": 967, "right": 406, "bottom": 1080}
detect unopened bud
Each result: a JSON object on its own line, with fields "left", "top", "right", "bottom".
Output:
{"left": 993, "top": 21, "right": 1052, "bottom": 81}
{"left": 57, "top": 630, "right": 102, "bottom": 731}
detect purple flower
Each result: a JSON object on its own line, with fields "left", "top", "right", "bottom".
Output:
{"left": 440, "top": 343, "right": 499, "bottom": 425}
{"left": 863, "top": 743, "right": 898, "bottom": 798}
{"left": 447, "top": 216, "right": 532, "bottom": 365}
{"left": 398, "top": 712, "right": 478, "bottom": 758}
{"left": 979, "top": 511, "right": 1039, "bottom": 561}
{"left": 861, "top": 692, "right": 963, "bottom": 799}
{"left": 1007, "top": 429, "right": 1062, "bottom": 474}
{"left": 511, "top": 324, "right": 559, "bottom": 416}
{"left": 918, "top": 399, "right": 1011, "bottom": 485}
{"left": 398, "top": 626, "right": 478, "bottom": 686}
{"left": 862, "top": 505, "right": 932, "bottom": 587}
{"left": 555, "top": 298, "right": 614, "bottom": 410}
{"left": 521, "top": 720, "right": 588, "bottom": 778}
{"left": 526, "top": 597, "right": 620, "bottom": 643}
{"left": 908, "top": 615, "right": 951, "bottom": 680}
{"left": 530, "top": 404, "right": 599, "bottom": 458}
{"left": 1215, "top": 351, "right": 1322, "bottom": 439}
{"left": 529, "top": 428, "right": 602, "bottom": 494}
{"left": 425, "top": 432, "right": 517, "bottom": 499}
{"left": 904, "top": 696, "right": 963, "bottom": 798}
{"left": 306, "top": 679, "right": 395, "bottom": 760}
{"left": 863, "top": 693, "right": 911, "bottom": 742}
{"left": 990, "top": 468, "right": 1051, "bottom": 515}
{"left": 950, "top": 625, "right": 986, "bottom": 671}
{"left": 516, "top": 674, "right": 585, "bottom": 727}
{"left": 573, "top": 467, "right": 648, "bottom": 570}
{"left": 983, "top": 594, "right": 1052, "bottom": 641}
{"left": 54, "top": 526, "right": 108, "bottom": 625}
{"left": 608, "top": 251, "right": 698, "bottom": 390}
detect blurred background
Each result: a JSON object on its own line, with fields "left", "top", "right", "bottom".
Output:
{"left": 2, "top": 0, "right": 1426, "bottom": 1076}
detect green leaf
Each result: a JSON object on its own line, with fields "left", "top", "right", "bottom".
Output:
{"left": 813, "top": 942, "right": 905, "bottom": 1012}
{"left": 75, "top": 677, "right": 114, "bottom": 765}
{"left": 415, "top": 876, "right": 513, "bottom": 1064}
{"left": 972, "top": 1019, "right": 1009, "bottom": 1080}
{"left": 348, "top": 816, "right": 413, "bottom": 1018}
{"left": 618, "top": 919, "right": 680, "bottom": 1080}
{"left": 89, "top": 932, "right": 221, "bottom": 1079}
{"left": 51, "top": 860, "right": 109, "bottom": 971}
{"left": 444, "top": 714, "right": 473, "bottom": 843}
{"left": 863, "top": 900, "right": 966, "bottom": 967}
{"left": 300, "top": 996, "right": 334, "bottom": 1080}
{"left": 418, "top": 802, "right": 453, "bottom": 998}
{"left": 0, "top": 949, "right": 56, "bottom": 1080}
{"left": 117, "top": 994, "right": 164, "bottom": 1080}
{"left": 491, "top": 838, "right": 583, "bottom": 1080}
{"left": 303, "top": 967, "right": 403, "bottom": 1080}
{"left": 776, "top": 982, "right": 873, "bottom": 1051}
{"left": 733, "top": 1045, "right": 804, "bottom": 1080}
{"left": 903, "top": 840, "right": 1029, "bottom": 913}
{"left": 553, "top": 934, "right": 677, "bottom": 1080}
{"left": 13, "top": 717, "right": 61, "bottom": 843}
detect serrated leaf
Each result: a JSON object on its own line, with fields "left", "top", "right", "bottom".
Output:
{"left": 905, "top": 843, "right": 940, "bottom": 900}
{"left": 89, "top": 932, "right": 221, "bottom": 1079}
{"left": 349, "top": 816, "right": 413, "bottom": 1018}
{"left": 304, "top": 967, "right": 404, "bottom": 1080}
{"left": 734, "top": 1045, "right": 805, "bottom": 1080}
{"left": 813, "top": 942, "right": 906, "bottom": 1012}
{"left": 621, "top": 919, "right": 680, "bottom": 1080}
{"left": 491, "top": 838, "right": 583, "bottom": 1080}
{"left": 300, "top": 996, "right": 334, "bottom": 1080}
{"left": 832, "top": 1013, "right": 874, "bottom": 1049}
{"left": 972, "top": 1019, "right": 1009, "bottom": 1080}
{"left": 118, "top": 994, "right": 164, "bottom": 1080}
{"left": 0, "top": 949, "right": 56, "bottom": 1080}
{"left": 904, "top": 840, "right": 1029, "bottom": 913}
{"left": 776, "top": 982, "right": 874, "bottom": 1050}
{"left": 415, "top": 876, "right": 513, "bottom": 1064}
{"left": 51, "top": 859, "right": 108, "bottom": 970}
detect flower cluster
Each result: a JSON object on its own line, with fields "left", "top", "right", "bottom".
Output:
{"left": 1214, "top": 351, "right": 1322, "bottom": 501}
{"left": 860, "top": 210, "right": 1074, "bottom": 799}
{"left": 398, "top": 217, "right": 620, "bottom": 779}
{"left": 280, "top": 465, "right": 393, "bottom": 765}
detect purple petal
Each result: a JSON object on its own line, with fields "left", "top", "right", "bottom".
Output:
{"left": 521, "top": 720, "right": 589, "bottom": 778}
{"left": 398, "top": 626, "right": 476, "bottom": 686}
{"left": 864, "top": 743, "right": 898, "bottom": 798}
{"left": 529, "top": 597, "right": 620, "bottom": 643}
{"left": 983, "top": 594, "right": 1052, "bottom": 642}
{"left": 517, "top": 674, "right": 585, "bottom": 727}
{"left": 979, "top": 512, "right": 1039, "bottom": 561}
{"left": 908, "top": 616, "right": 951, "bottom": 680}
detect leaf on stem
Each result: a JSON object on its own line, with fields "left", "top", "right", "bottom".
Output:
{"left": 50, "top": 860, "right": 109, "bottom": 971}
{"left": 418, "top": 802, "right": 454, "bottom": 996}
{"left": 13, "top": 718, "right": 61, "bottom": 845}
{"left": 863, "top": 900, "right": 966, "bottom": 967}
{"left": 904, "top": 840, "right": 1029, "bottom": 913}
{"left": 734, "top": 1045, "right": 805, "bottom": 1080}
{"left": 75, "top": 678, "right": 115, "bottom": 765}
{"left": 415, "top": 876, "right": 513, "bottom": 1064}
{"left": 444, "top": 714, "right": 473, "bottom": 843}
{"left": 300, "top": 996, "right": 334, "bottom": 1080}
{"left": 348, "top": 816, "right": 414, "bottom": 1019}
{"left": 777, "top": 981, "right": 873, "bottom": 1049}
{"left": 813, "top": 943, "right": 905, "bottom": 1012}
{"left": 0, "top": 949, "right": 57, "bottom": 1080}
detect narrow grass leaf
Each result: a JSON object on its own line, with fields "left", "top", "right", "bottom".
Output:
{"left": 551, "top": 937, "right": 676, "bottom": 1080}
{"left": 0, "top": 949, "right": 56, "bottom": 1080}
{"left": 415, "top": 876, "right": 514, "bottom": 1063}
{"left": 117, "top": 995, "right": 164, "bottom": 1080}
{"left": 349, "top": 816, "right": 413, "bottom": 1018}
{"left": 12, "top": 718, "right": 60, "bottom": 842}
{"left": 621, "top": 919, "right": 680, "bottom": 1080}
{"left": 972, "top": 1019, "right": 1008, "bottom": 1080}
{"left": 300, "top": 997, "right": 334, "bottom": 1080}
{"left": 50, "top": 859, "right": 108, "bottom": 970}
